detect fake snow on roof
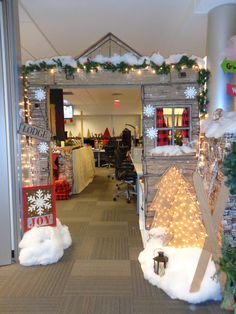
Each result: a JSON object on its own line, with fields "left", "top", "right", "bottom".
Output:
{"left": 201, "top": 110, "right": 236, "bottom": 138}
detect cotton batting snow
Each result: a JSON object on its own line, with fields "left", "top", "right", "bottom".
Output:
{"left": 19, "top": 219, "right": 72, "bottom": 266}
{"left": 138, "top": 228, "right": 221, "bottom": 304}
{"left": 201, "top": 111, "right": 236, "bottom": 138}
{"left": 26, "top": 53, "right": 204, "bottom": 68}
{"left": 150, "top": 145, "right": 195, "bottom": 156}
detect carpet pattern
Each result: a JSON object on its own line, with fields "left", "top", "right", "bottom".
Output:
{"left": 0, "top": 168, "right": 228, "bottom": 313}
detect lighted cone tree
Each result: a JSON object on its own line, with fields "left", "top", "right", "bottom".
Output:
{"left": 151, "top": 166, "right": 207, "bottom": 248}
{"left": 149, "top": 166, "right": 192, "bottom": 222}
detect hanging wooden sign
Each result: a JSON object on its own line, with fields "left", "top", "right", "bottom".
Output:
{"left": 221, "top": 59, "right": 236, "bottom": 73}
{"left": 226, "top": 83, "right": 236, "bottom": 96}
{"left": 22, "top": 185, "right": 56, "bottom": 232}
{"left": 19, "top": 122, "right": 51, "bottom": 141}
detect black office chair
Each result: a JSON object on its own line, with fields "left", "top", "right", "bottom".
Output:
{"left": 114, "top": 145, "right": 130, "bottom": 188}
{"left": 102, "top": 137, "right": 117, "bottom": 179}
{"left": 102, "top": 145, "right": 115, "bottom": 168}
{"left": 113, "top": 148, "right": 137, "bottom": 203}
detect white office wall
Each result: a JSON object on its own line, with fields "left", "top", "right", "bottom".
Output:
{"left": 65, "top": 115, "right": 141, "bottom": 137}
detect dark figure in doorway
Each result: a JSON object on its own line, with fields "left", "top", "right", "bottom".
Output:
{"left": 121, "top": 128, "right": 132, "bottom": 150}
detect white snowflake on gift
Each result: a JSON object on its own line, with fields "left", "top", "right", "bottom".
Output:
{"left": 38, "top": 142, "right": 49, "bottom": 153}
{"left": 184, "top": 86, "right": 197, "bottom": 99}
{"left": 34, "top": 88, "right": 46, "bottom": 101}
{"left": 144, "top": 104, "right": 155, "bottom": 117}
{"left": 28, "top": 189, "right": 52, "bottom": 216}
{"left": 146, "top": 127, "right": 158, "bottom": 139}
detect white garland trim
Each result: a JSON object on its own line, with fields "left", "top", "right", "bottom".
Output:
{"left": 25, "top": 53, "right": 205, "bottom": 68}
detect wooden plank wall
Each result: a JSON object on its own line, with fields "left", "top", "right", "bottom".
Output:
{"left": 142, "top": 69, "right": 200, "bottom": 228}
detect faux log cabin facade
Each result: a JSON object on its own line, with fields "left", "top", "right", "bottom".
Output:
{"left": 142, "top": 68, "right": 200, "bottom": 228}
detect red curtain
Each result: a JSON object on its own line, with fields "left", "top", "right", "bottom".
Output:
{"left": 156, "top": 108, "right": 169, "bottom": 146}
{"left": 182, "top": 108, "right": 189, "bottom": 139}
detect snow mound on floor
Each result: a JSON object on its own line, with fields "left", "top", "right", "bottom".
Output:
{"left": 138, "top": 228, "right": 221, "bottom": 304}
{"left": 201, "top": 111, "right": 236, "bottom": 138}
{"left": 19, "top": 219, "right": 72, "bottom": 266}
{"left": 150, "top": 145, "right": 195, "bottom": 156}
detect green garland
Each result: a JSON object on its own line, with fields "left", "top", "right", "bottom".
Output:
{"left": 22, "top": 55, "right": 210, "bottom": 114}
{"left": 223, "top": 142, "right": 236, "bottom": 195}
{"left": 217, "top": 236, "right": 236, "bottom": 312}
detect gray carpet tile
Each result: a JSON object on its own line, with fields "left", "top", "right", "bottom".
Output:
{"left": 129, "top": 247, "right": 143, "bottom": 261}
{"left": 101, "top": 208, "right": 138, "bottom": 222}
{"left": 133, "top": 298, "right": 228, "bottom": 314}
{"left": 67, "top": 236, "right": 96, "bottom": 260}
{"left": 0, "top": 297, "right": 61, "bottom": 314}
{"left": 131, "top": 261, "right": 162, "bottom": 298}
{"left": 63, "top": 276, "right": 132, "bottom": 296}
{"left": 128, "top": 234, "right": 143, "bottom": 247}
{"left": 59, "top": 295, "right": 133, "bottom": 314}
{"left": 91, "top": 237, "right": 130, "bottom": 260}
{"left": 0, "top": 261, "right": 73, "bottom": 298}
{"left": 65, "top": 221, "right": 89, "bottom": 238}
{"left": 86, "top": 222, "right": 128, "bottom": 238}
{"left": 71, "top": 260, "right": 131, "bottom": 276}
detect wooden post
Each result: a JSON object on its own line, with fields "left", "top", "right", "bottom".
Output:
{"left": 81, "top": 110, "right": 84, "bottom": 145}
{"left": 190, "top": 172, "right": 228, "bottom": 292}
{"left": 46, "top": 87, "right": 53, "bottom": 185}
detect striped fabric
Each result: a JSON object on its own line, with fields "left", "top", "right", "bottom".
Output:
{"left": 182, "top": 108, "right": 190, "bottom": 139}
{"left": 55, "top": 179, "right": 71, "bottom": 200}
{"left": 156, "top": 108, "right": 169, "bottom": 146}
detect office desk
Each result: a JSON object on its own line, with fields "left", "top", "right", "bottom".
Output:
{"left": 72, "top": 147, "right": 95, "bottom": 194}
{"left": 93, "top": 149, "right": 105, "bottom": 167}
{"left": 132, "top": 161, "right": 148, "bottom": 248}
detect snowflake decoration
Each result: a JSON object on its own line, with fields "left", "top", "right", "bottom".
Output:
{"left": 28, "top": 189, "right": 52, "bottom": 216}
{"left": 146, "top": 127, "right": 158, "bottom": 139}
{"left": 184, "top": 86, "right": 197, "bottom": 99}
{"left": 34, "top": 88, "right": 46, "bottom": 101}
{"left": 38, "top": 142, "right": 49, "bottom": 154}
{"left": 144, "top": 104, "right": 155, "bottom": 117}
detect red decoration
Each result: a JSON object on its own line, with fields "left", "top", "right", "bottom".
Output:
{"left": 103, "top": 127, "right": 111, "bottom": 138}
{"left": 22, "top": 185, "right": 56, "bottom": 232}
{"left": 64, "top": 118, "right": 74, "bottom": 124}
{"left": 55, "top": 179, "right": 71, "bottom": 200}
{"left": 113, "top": 99, "right": 121, "bottom": 108}
{"left": 226, "top": 83, "right": 236, "bottom": 96}
{"left": 182, "top": 108, "right": 190, "bottom": 139}
{"left": 156, "top": 108, "right": 169, "bottom": 146}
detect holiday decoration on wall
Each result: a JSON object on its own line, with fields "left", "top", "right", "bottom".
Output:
{"left": 226, "top": 83, "right": 236, "bottom": 97}
{"left": 22, "top": 53, "right": 210, "bottom": 114}
{"left": 34, "top": 88, "right": 46, "bottom": 101}
{"left": 200, "top": 111, "right": 236, "bottom": 248}
{"left": 184, "top": 86, "right": 197, "bottom": 99}
{"left": 38, "top": 142, "right": 49, "bottom": 154}
{"left": 144, "top": 104, "right": 155, "bottom": 117}
{"left": 23, "top": 185, "right": 56, "bottom": 232}
{"left": 19, "top": 123, "right": 51, "bottom": 141}
{"left": 150, "top": 166, "right": 206, "bottom": 248}
{"left": 20, "top": 76, "right": 51, "bottom": 187}
{"left": 221, "top": 59, "right": 236, "bottom": 74}
{"left": 146, "top": 127, "right": 158, "bottom": 140}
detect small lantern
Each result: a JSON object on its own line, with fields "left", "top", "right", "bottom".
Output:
{"left": 153, "top": 251, "right": 168, "bottom": 277}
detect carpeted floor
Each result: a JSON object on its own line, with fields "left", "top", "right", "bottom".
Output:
{"left": 0, "top": 168, "right": 229, "bottom": 314}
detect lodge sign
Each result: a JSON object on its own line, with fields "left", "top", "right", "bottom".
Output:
{"left": 19, "top": 122, "right": 51, "bottom": 141}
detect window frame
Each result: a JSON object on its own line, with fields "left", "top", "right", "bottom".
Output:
{"left": 155, "top": 104, "right": 192, "bottom": 146}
